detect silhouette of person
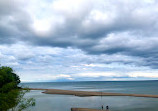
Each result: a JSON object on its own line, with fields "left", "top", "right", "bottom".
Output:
{"left": 101, "top": 105, "right": 104, "bottom": 110}
{"left": 106, "top": 106, "right": 109, "bottom": 111}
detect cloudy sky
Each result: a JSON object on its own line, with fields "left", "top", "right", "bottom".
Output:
{"left": 1, "top": 0, "right": 158, "bottom": 82}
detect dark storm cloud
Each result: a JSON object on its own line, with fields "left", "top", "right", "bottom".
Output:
{"left": 0, "top": 0, "right": 32, "bottom": 44}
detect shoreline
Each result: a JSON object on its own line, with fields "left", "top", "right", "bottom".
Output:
{"left": 29, "top": 88, "right": 158, "bottom": 98}
{"left": 71, "top": 108, "right": 106, "bottom": 111}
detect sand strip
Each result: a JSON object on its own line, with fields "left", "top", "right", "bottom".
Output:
{"left": 29, "top": 88, "right": 158, "bottom": 98}
{"left": 71, "top": 108, "right": 106, "bottom": 111}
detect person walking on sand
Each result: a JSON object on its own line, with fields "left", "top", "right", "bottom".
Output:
{"left": 106, "top": 106, "right": 109, "bottom": 111}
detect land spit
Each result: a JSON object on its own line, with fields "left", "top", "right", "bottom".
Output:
{"left": 29, "top": 88, "right": 158, "bottom": 98}
{"left": 71, "top": 108, "right": 106, "bottom": 111}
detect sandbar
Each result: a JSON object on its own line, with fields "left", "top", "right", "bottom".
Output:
{"left": 29, "top": 88, "right": 158, "bottom": 98}
{"left": 71, "top": 108, "right": 106, "bottom": 111}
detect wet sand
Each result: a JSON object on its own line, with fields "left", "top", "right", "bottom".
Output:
{"left": 29, "top": 88, "right": 158, "bottom": 98}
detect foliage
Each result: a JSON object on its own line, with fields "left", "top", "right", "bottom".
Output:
{"left": 0, "top": 66, "right": 35, "bottom": 111}
{"left": 10, "top": 89, "right": 35, "bottom": 111}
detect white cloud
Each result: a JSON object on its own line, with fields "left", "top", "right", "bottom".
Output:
{"left": 1, "top": 42, "right": 157, "bottom": 81}
{"left": 75, "top": 72, "right": 122, "bottom": 78}
{"left": 128, "top": 71, "right": 158, "bottom": 78}
{"left": 21, "top": 73, "right": 74, "bottom": 82}
{"left": 40, "top": 74, "right": 74, "bottom": 80}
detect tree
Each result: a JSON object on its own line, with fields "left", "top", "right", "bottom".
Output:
{"left": 0, "top": 66, "right": 35, "bottom": 111}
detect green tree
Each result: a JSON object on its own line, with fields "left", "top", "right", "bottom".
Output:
{"left": 0, "top": 66, "right": 35, "bottom": 111}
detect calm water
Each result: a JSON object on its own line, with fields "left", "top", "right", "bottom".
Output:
{"left": 21, "top": 81, "right": 158, "bottom": 111}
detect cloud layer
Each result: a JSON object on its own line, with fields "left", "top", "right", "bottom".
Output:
{"left": 0, "top": 0, "right": 158, "bottom": 81}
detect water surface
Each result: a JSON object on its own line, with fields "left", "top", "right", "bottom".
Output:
{"left": 22, "top": 81, "right": 158, "bottom": 111}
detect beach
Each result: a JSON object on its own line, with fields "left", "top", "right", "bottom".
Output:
{"left": 29, "top": 88, "right": 158, "bottom": 98}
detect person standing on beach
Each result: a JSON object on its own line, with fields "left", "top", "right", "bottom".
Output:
{"left": 106, "top": 106, "right": 109, "bottom": 111}
{"left": 101, "top": 105, "right": 104, "bottom": 110}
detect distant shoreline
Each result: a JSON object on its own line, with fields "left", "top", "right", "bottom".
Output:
{"left": 21, "top": 80, "right": 158, "bottom": 83}
{"left": 28, "top": 88, "right": 158, "bottom": 98}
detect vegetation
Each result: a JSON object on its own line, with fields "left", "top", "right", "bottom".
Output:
{"left": 0, "top": 66, "right": 35, "bottom": 111}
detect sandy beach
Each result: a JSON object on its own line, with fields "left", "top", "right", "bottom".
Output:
{"left": 29, "top": 88, "right": 158, "bottom": 98}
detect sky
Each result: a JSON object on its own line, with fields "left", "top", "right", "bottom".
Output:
{"left": 1, "top": 0, "right": 158, "bottom": 82}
